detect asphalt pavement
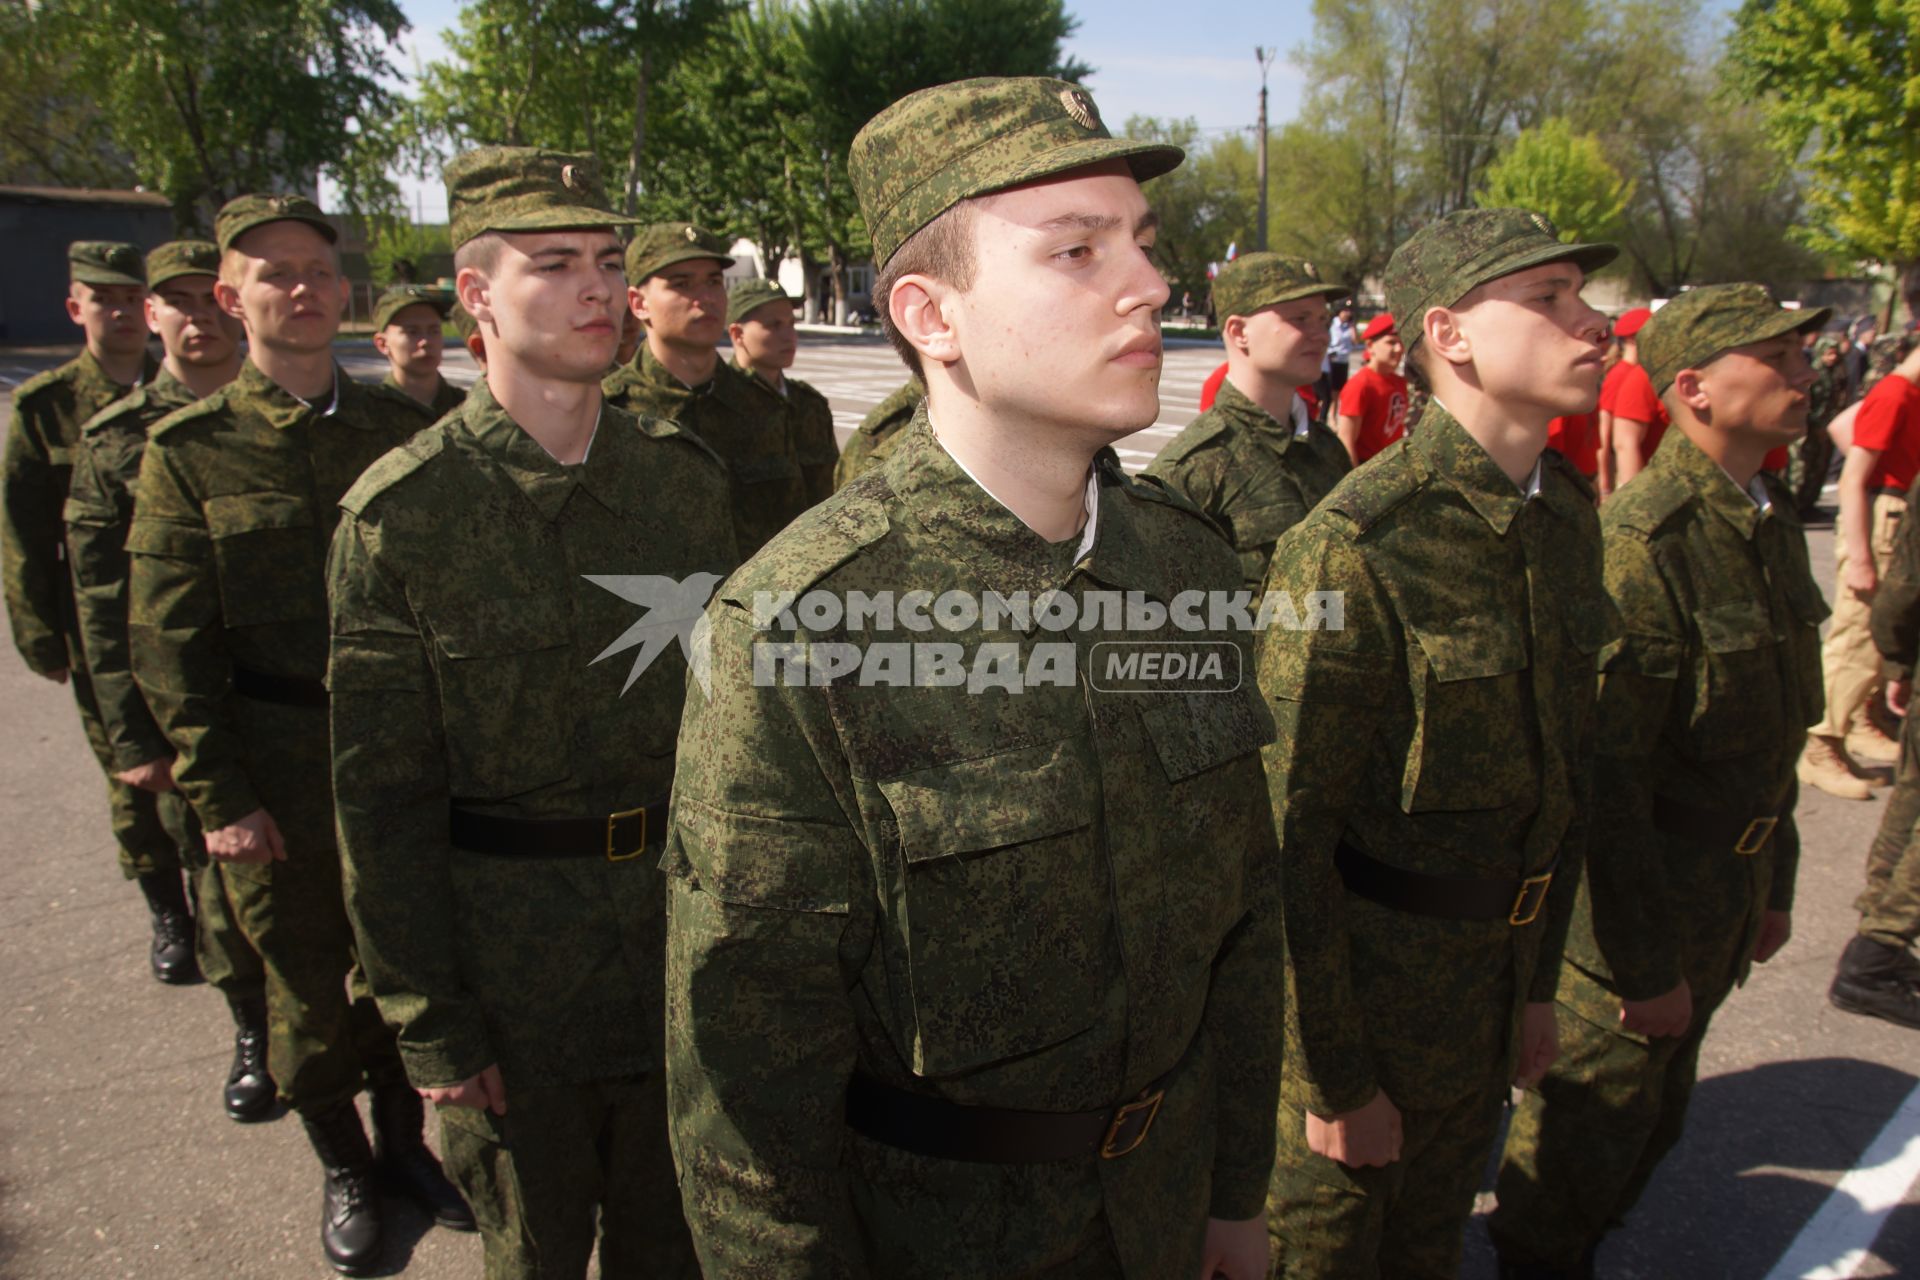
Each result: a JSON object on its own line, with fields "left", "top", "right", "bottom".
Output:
{"left": 0, "top": 335, "right": 1914, "bottom": 1278}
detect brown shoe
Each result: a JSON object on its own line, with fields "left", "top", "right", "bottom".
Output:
{"left": 1799, "top": 735, "right": 1875, "bottom": 799}
{"left": 1847, "top": 720, "right": 1901, "bottom": 764}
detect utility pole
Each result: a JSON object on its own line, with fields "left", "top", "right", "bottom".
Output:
{"left": 1255, "top": 46, "right": 1275, "bottom": 252}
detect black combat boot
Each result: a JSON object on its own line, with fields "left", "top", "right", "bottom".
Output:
{"left": 302, "top": 1101, "right": 383, "bottom": 1275}
{"left": 223, "top": 995, "right": 277, "bottom": 1122}
{"left": 135, "top": 869, "right": 199, "bottom": 985}
{"left": 1830, "top": 935, "right": 1920, "bottom": 1029}
{"left": 370, "top": 1079, "right": 477, "bottom": 1231}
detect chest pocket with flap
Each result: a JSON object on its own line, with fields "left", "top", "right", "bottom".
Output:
{"left": 204, "top": 491, "right": 321, "bottom": 627}
{"left": 428, "top": 590, "right": 573, "bottom": 799}
{"left": 1403, "top": 614, "right": 1534, "bottom": 813}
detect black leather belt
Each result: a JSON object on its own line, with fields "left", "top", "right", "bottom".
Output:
{"left": 448, "top": 801, "right": 667, "bottom": 861}
{"left": 231, "top": 666, "right": 328, "bottom": 708}
{"left": 1651, "top": 796, "right": 1780, "bottom": 856}
{"left": 845, "top": 1064, "right": 1177, "bottom": 1163}
{"left": 1334, "top": 840, "right": 1554, "bottom": 926}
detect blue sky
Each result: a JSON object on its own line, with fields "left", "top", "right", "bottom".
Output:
{"left": 364, "top": 0, "right": 1736, "bottom": 221}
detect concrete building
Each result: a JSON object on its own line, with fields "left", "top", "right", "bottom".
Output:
{"left": 0, "top": 186, "right": 173, "bottom": 345}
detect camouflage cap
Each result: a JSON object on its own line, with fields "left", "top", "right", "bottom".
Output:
{"left": 215, "top": 193, "right": 338, "bottom": 255}
{"left": 144, "top": 240, "right": 220, "bottom": 289}
{"left": 1863, "top": 329, "right": 1920, "bottom": 395}
{"left": 68, "top": 241, "right": 146, "bottom": 288}
{"left": 445, "top": 146, "right": 638, "bottom": 250}
{"left": 1210, "top": 253, "right": 1348, "bottom": 321}
{"left": 1384, "top": 207, "right": 1617, "bottom": 353}
{"left": 626, "top": 222, "right": 734, "bottom": 284}
{"left": 727, "top": 277, "right": 793, "bottom": 325}
{"left": 849, "top": 76, "right": 1184, "bottom": 268}
{"left": 372, "top": 284, "right": 454, "bottom": 332}
{"left": 1637, "top": 283, "right": 1831, "bottom": 393}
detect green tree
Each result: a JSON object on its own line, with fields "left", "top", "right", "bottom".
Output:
{"left": 1121, "top": 117, "right": 1254, "bottom": 313}
{"left": 0, "top": 4, "right": 137, "bottom": 190}
{"left": 1477, "top": 117, "right": 1632, "bottom": 243}
{"left": 1730, "top": 0, "right": 1920, "bottom": 319}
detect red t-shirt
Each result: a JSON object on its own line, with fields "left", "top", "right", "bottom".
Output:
{"left": 1197, "top": 361, "right": 1317, "bottom": 417}
{"left": 1547, "top": 412, "right": 1599, "bottom": 477}
{"left": 1339, "top": 366, "right": 1409, "bottom": 462}
{"left": 1600, "top": 361, "right": 1669, "bottom": 458}
{"left": 1853, "top": 373, "right": 1920, "bottom": 491}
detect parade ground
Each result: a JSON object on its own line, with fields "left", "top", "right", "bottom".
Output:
{"left": 0, "top": 335, "right": 1914, "bottom": 1278}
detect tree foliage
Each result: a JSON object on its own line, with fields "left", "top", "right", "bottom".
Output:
{"left": 1477, "top": 118, "right": 1632, "bottom": 243}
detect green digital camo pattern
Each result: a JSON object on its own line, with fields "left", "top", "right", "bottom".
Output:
{"left": 1258, "top": 406, "right": 1610, "bottom": 1118}
{"left": 1860, "top": 474, "right": 1920, "bottom": 944}
{"left": 65, "top": 369, "right": 199, "bottom": 774}
{"left": 1794, "top": 340, "right": 1846, "bottom": 511}
{"left": 1209, "top": 253, "right": 1348, "bottom": 321}
{"left": 127, "top": 359, "right": 427, "bottom": 1113}
{"left": 372, "top": 284, "right": 453, "bottom": 333}
{"left": 1382, "top": 208, "right": 1616, "bottom": 355}
{"left": 182, "top": 809, "right": 268, "bottom": 1001}
{"left": 1490, "top": 964, "right": 1734, "bottom": 1268}
{"left": 446, "top": 146, "right": 638, "bottom": 250}
{"left": 726, "top": 278, "right": 791, "bottom": 325}
{"left": 214, "top": 193, "right": 335, "bottom": 254}
{"left": 1561, "top": 428, "right": 1821, "bottom": 1002}
{"left": 833, "top": 378, "right": 924, "bottom": 491}
{"left": 439, "top": 1076, "right": 696, "bottom": 1279}
{"left": 145, "top": 240, "right": 220, "bottom": 289}
{"left": 626, "top": 222, "right": 733, "bottom": 283}
{"left": 735, "top": 361, "right": 839, "bottom": 504}
{"left": 1267, "top": 1067, "right": 1508, "bottom": 1280}
{"left": 1862, "top": 331, "right": 1920, "bottom": 397}
{"left": 848, "top": 77, "right": 1182, "bottom": 267}
{"left": 1635, "top": 283, "right": 1829, "bottom": 394}
{"left": 69, "top": 240, "right": 145, "bottom": 286}
{"left": 664, "top": 411, "right": 1284, "bottom": 1278}
{"left": 1143, "top": 381, "right": 1351, "bottom": 592}
{"left": 604, "top": 346, "right": 809, "bottom": 556}
{"left": 379, "top": 370, "right": 467, "bottom": 420}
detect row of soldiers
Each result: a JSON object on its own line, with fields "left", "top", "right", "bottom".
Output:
{"left": 3, "top": 70, "right": 1916, "bottom": 1280}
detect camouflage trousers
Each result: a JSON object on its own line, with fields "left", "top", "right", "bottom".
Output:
{"left": 1857, "top": 716, "right": 1920, "bottom": 944}
{"left": 1789, "top": 425, "right": 1835, "bottom": 515}
{"left": 1266, "top": 1071, "right": 1507, "bottom": 1279}
{"left": 1813, "top": 491, "right": 1904, "bottom": 739}
{"left": 167, "top": 794, "right": 265, "bottom": 1000}
{"left": 437, "top": 1074, "right": 697, "bottom": 1280}
{"left": 63, "top": 657, "right": 186, "bottom": 879}
{"left": 1488, "top": 963, "right": 1732, "bottom": 1268}
{"left": 216, "top": 828, "right": 403, "bottom": 1115}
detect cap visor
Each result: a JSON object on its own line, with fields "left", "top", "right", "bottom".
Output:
{"left": 638, "top": 248, "right": 737, "bottom": 278}
{"left": 487, "top": 206, "right": 645, "bottom": 235}
{"left": 985, "top": 138, "right": 1186, "bottom": 198}
{"left": 71, "top": 269, "right": 146, "bottom": 287}
{"left": 1475, "top": 240, "right": 1619, "bottom": 296}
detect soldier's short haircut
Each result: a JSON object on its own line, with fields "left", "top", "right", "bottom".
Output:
{"left": 454, "top": 232, "right": 505, "bottom": 278}
{"left": 875, "top": 202, "right": 978, "bottom": 377}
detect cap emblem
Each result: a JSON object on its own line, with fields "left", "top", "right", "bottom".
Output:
{"left": 684, "top": 225, "right": 699, "bottom": 242}
{"left": 561, "top": 164, "right": 582, "bottom": 191}
{"left": 1530, "top": 212, "right": 1556, "bottom": 237}
{"left": 1060, "top": 89, "right": 1099, "bottom": 131}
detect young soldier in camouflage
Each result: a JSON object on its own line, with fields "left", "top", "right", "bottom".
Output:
{"left": 331, "top": 145, "right": 736, "bottom": 1280}
{"left": 370, "top": 283, "right": 465, "bottom": 417}
{"left": 833, "top": 374, "right": 923, "bottom": 488}
{"left": 602, "top": 222, "right": 810, "bottom": 555}
{"left": 1257, "top": 208, "right": 1617, "bottom": 1278}
{"left": 664, "top": 76, "right": 1283, "bottom": 1279}
{"left": 727, "top": 277, "right": 839, "bottom": 502}
{"left": 1488, "top": 284, "right": 1828, "bottom": 1277}
{"left": 126, "top": 194, "right": 468, "bottom": 1274}
{"left": 1144, "top": 252, "right": 1351, "bottom": 593}
{"left": 3, "top": 242, "right": 174, "bottom": 971}
{"left": 64, "top": 239, "right": 276, "bottom": 1119}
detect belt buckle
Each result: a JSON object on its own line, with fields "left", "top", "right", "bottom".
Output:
{"left": 1509, "top": 872, "right": 1553, "bottom": 926}
{"left": 1100, "top": 1088, "right": 1165, "bottom": 1159}
{"left": 1734, "top": 816, "right": 1777, "bottom": 856}
{"left": 606, "top": 806, "right": 647, "bottom": 862}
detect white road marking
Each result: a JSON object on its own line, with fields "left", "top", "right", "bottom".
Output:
{"left": 1760, "top": 1077, "right": 1920, "bottom": 1280}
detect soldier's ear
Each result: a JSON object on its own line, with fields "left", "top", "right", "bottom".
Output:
{"left": 456, "top": 266, "right": 492, "bottom": 334}
{"left": 1222, "top": 314, "right": 1248, "bottom": 355}
{"left": 144, "top": 294, "right": 163, "bottom": 338}
{"left": 1424, "top": 304, "right": 1472, "bottom": 372}
{"left": 889, "top": 272, "right": 958, "bottom": 370}
{"left": 214, "top": 279, "right": 244, "bottom": 322}
{"left": 1670, "top": 368, "right": 1709, "bottom": 416}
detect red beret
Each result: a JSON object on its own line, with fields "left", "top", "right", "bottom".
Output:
{"left": 1362, "top": 313, "right": 1397, "bottom": 343}
{"left": 1613, "top": 306, "right": 1653, "bottom": 338}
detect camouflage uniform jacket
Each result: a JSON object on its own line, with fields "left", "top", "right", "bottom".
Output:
{"left": 1143, "top": 380, "right": 1351, "bottom": 593}
{"left": 603, "top": 345, "right": 807, "bottom": 556}
{"left": 1257, "top": 405, "right": 1614, "bottom": 1117}
{"left": 3, "top": 348, "right": 156, "bottom": 673}
{"left": 832, "top": 377, "right": 923, "bottom": 490}
{"left": 1874, "top": 471, "right": 1920, "bottom": 681}
{"left": 329, "top": 376, "right": 737, "bottom": 1090}
{"left": 1574, "top": 429, "right": 1822, "bottom": 1002}
{"left": 664, "top": 410, "right": 1284, "bottom": 1278}
{"left": 736, "top": 360, "right": 840, "bottom": 504}
{"left": 380, "top": 370, "right": 467, "bottom": 420}
{"left": 126, "top": 361, "right": 429, "bottom": 833}
{"left": 64, "top": 368, "right": 199, "bottom": 771}
{"left": 1807, "top": 362, "right": 1845, "bottom": 433}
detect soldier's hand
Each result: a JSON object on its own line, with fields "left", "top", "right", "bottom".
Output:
{"left": 1198, "top": 1214, "right": 1267, "bottom": 1280}
{"left": 422, "top": 1063, "right": 507, "bottom": 1116}
{"left": 1514, "top": 1001, "right": 1560, "bottom": 1086}
{"left": 1305, "top": 1091, "right": 1401, "bottom": 1167}
{"left": 1844, "top": 556, "right": 1879, "bottom": 597}
{"left": 114, "top": 756, "right": 176, "bottom": 793}
{"left": 206, "top": 808, "right": 288, "bottom": 864}
{"left": 1753, "top": 910, "right": 1792, "bottom": 964}
{"left": 1889, "top": 679, "right": 1911, "bottom": 718}
{"left": 39, "top": 667, "right": 69, "bottom": 685}
{"left": 1620, "top": 979, "right": 1692, "bottom": 1038}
